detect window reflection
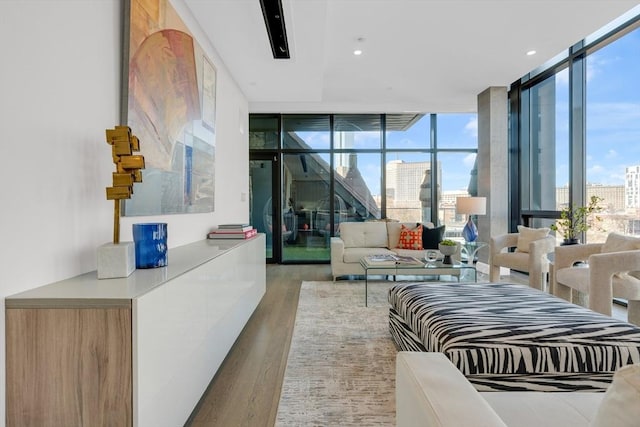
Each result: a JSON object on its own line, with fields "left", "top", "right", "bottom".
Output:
{"left": 281, "top": 153, "right": 331, "bottom": 262}
{"left": 385, "top": 154, "right": 435, "bottom": 223}
{"left": 438, "top": 153, "right": 477, "bottom": 239}
{"left": 334, "top": 153, "right": 381, "bottom": 222}
{"left": 520, "top": 69, "right": 569, "bottom": 212}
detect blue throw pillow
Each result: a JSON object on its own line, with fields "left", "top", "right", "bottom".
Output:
{"left": 421, "top": 224, "right": 445, "bottom": 249}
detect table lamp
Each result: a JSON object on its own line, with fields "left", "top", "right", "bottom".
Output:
{"left": 456, "top": 197, "right": 486, "bottom": 242}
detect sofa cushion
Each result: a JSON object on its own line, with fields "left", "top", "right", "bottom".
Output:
{"left": 388, "top": 222, "right": 434, "bottom": 249}
{"left": 398, "top": 224, "right": 423, "bottom": 250}
{"left": 422, "top": 225, "right": 445, "bottom": 250}
{"left": 591, "top": 363, "right": 640, "bottom": 427}
{"left": 601, "top": 232, "right": 640, "bottom": 254}
{"left": 516, "top": 225, "right": 550, "bottom": 253}
{"left": 339, "top": 222, "right": 388, "bottom": 248}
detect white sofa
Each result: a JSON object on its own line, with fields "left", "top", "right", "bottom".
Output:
{"left": 396, "top": 352, "right": 640, "bottom": 427}
{"left": 330, "top": 221, "right": 460, "bottom": 281}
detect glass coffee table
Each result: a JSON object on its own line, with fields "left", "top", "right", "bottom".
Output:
{"left": 360, "top": 255, "right": 477, "bottom": 306}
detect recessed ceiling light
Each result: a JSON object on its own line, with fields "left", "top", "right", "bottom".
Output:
{"left": 353, "top": 49, "right": 363, "bottom": 56}
{"left": 526, "top": 50, "right": 537, "bottom": 56}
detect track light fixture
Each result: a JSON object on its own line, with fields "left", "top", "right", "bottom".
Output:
{"left": 259, "top": 0, "right": 290, "bottom": 59}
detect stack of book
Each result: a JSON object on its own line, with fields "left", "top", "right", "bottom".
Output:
{"left": 207, "top": 224, "right": 257, "bottom": 239}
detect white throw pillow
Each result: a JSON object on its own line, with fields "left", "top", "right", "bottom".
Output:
{"left": 601, "top": 232, "right": 640, "bottom": 254}
{"left": 516, "top": 225, "right": 550, "bottom": 253}
{"left": 591, "top": 363, "right": 640, "bottom": 427}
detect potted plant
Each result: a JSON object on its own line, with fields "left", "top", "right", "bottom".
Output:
{"left": 550, "top": 195, "right": 604, "bottom": 245}
{"left": 438, "top": 239, "right": 457, "bottom": 264}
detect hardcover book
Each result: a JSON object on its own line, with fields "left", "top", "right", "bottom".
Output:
{"left": 207, "top": 228, "right": 257, "bottom": 239}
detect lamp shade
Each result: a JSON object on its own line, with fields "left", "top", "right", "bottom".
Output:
{"left": 456, "top": 197, "right": 486, "bottom": 215}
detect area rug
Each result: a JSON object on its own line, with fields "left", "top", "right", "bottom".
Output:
{"left": 275, "top": 280, "right": 397, "bottom": 426}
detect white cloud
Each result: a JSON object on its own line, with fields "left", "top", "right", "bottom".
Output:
{"left": 586, "top": 102, "right": 640, "bottom": 132}
{"left": 586, "top": 53, "right": 621, "bottom": 83}
{"left": 464, "top": 117, "right": 478, "bottom": 138}
{"left": 588, "top": 164, "right": 605, "bottom": 175}
{"left": 304, "top": 132, "right": 330, "bottom": 146}
{"left": 605, "top": 149, "right": 618, "bottom": 159}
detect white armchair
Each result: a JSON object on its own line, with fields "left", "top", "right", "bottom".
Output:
{"left": 490, "top": 226, "right": 556, "bottom": 291}
{"left": 552, "top": 232, "right": 640, "bottom": 326}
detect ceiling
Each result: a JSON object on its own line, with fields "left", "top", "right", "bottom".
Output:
{"left": 184, "top": 0, "right": 640, "bottom": 114}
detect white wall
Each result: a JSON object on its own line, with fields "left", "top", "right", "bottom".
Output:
{"left": 0, "top": 1, "right": 249, "bottom": 424}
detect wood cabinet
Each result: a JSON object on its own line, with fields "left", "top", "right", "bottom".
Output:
{"left": 6, "top": 235, "right": 266, "bottom": 427}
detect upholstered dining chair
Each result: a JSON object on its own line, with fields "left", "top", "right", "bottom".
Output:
{"left": 552, "top": 232, "right": 640, "bottom": 326}
{"left": 489, "top": 226, "right": 556, "bottom": 291}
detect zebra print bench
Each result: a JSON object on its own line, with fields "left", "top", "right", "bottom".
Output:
{"left": 388, "top": 282, "right": 640, "bottom": 392}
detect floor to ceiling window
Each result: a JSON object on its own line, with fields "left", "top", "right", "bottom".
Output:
{"left": 520, "top": 69, "right": 569, "bottom": 214}
{"left": 249, "top": 113, "right": 478, "bottom": 263}
{"left": 511, "top": 10, "right": 640, "bottom": 243}
{"left": 585, "top": 25, "right": 640, "bottom": 242}
{"left": 436, "top": 114, "right": 480, "bottom": 238}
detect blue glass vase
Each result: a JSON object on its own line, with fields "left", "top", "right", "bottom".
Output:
{"left": 462, "top": 218, "right": 478, "bottom": 242}
{"left": 132, "top": 223, "right": 168, "bottom": 269}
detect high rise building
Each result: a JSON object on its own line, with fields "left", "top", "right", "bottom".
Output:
{"left": 556, "top": 184, "right": 625, "bottom": 212}
{"left": 386, "top": 160, "right": 430, "bottom": 202}
{"left": 626, "top": 165, "right": 640, "bottom": 209}
{"left": 385, "top": 160, "right": 442, "bottom": 222}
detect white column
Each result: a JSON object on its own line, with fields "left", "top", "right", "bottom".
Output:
{"left": 477, "top": 87, "right": 508, "bottom": 265}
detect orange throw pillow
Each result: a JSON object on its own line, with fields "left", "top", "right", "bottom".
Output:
{"left": 398, "top": 224, "right": 423, "bottom": 250}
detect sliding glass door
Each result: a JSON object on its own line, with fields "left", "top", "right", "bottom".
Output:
{"left": 249, "top": 155, "right": 278, "bottom": 263}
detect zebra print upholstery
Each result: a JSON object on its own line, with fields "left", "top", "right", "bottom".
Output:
{"left": 388, "top": 282, "right": 640, "bottom": 391}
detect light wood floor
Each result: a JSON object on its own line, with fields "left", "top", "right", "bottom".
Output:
{"left": 185, "top": 264, "right": 628, "bottom": 426}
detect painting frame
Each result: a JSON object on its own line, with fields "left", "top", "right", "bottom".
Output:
{"left": 120, "top": 0, "right": 216, "bottom": 216}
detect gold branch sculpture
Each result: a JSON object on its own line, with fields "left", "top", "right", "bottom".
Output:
{"left": 105, "top": 126, "right": 145, "bottom": 244}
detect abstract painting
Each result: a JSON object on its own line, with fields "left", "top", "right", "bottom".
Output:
{"left": 122, "top": 0, "right": 216, "bottom": 215}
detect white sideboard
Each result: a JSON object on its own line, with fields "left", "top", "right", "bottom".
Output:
{"left": 6, "top": 235, "right": 266, "bottom": 427}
